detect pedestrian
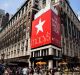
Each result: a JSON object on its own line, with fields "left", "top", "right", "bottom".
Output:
{"left": 7, "top": 67, "right": 12, "bottom": 75}
{"left": 29, "top": 67, "right": 34, "bottom": 75}
{"left": 4, "top": 70, "right": 9, "bottom": 75}
{"left": 12, "top": 67, "right": 16, "bottom": 75}
{"left": 4, "top": 68, "right": 10, "bottom": 75}
{"left": 51, "top": 69, "right": 55, "bottom": 75}
{"left": 17, "top": 67, "right": 23, "bottom": 75}
{"left": 22, "top": 66, "right": 29, "bottom": 75}
{"left": 0, "top": 65, "right": 4, "bottom": 75}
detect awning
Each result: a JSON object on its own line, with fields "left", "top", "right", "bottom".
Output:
{"left": 36, "top": 61, "right": 47, "bottom": 65}
{"left": 59, "top": 61, "right": 67, "bottom": 65}
{"left": 30, "top": 55, "right": 62, "bottom": 61}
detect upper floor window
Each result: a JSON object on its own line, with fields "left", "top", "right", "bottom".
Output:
{"left": 19, "top": 12, "right": 20, "bottom": 17}
{"left": 22, "top": 8, "right": 24, "bottom": 14}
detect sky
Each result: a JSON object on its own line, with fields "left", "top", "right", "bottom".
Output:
{"left": 0, "top": 0, "right": 80, "bottom": 16}
{"left": 69, "top": 0, "right": 80, "bottom": 15}
{"left": 0, "top": 0, "right": 26, "bottom": 15}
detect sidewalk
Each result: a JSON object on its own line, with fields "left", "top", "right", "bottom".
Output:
{"left": 32, "top": 72, "right": 80, "bottom": 75}
{"left": 33, "top": 73, "right": 42, "bottom": 75}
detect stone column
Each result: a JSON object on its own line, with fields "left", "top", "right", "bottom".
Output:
{"left": 40, "top": 50, "right": 41, "bottom": 56}
{"left": 20, "top": 42, "right": 22, "bottom": 56}
{"left": 49, "top": 47, "right": 53, "bottom": 55}
{"left": 48, "top": 47, "right": 53, "bottom": 69}
{"left": 12, "top": 49, "right": 14, "bottom": 58}
{"left": 49, "top": 60, "right": 53, "bottom": 69}
{"left": 27, "top": 36, "right": 31, "bottom": 67}
{"left": 16, "top": 44, "right": 18, "bottom": 57}
{"left": 27, "top": 38, "right": 31, "bottom": 55}
{"left": 24, "top": 40, "right": 26, "bottom": 55}
{"left": 32, "top": 52, "right": 34, "bottom": 57}
{"left": 15, "top": 45, "right": 17, "bottom": 57}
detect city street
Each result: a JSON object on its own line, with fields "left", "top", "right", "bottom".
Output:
{"left": 0, "top": 0, "right": 80, "bottom": 75}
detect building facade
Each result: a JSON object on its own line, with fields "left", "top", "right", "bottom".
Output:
{"left": 0, "top": 0, "right": 80, "bottom": 68}
{"left": 0, "top": 0, "right": 33, "bottom": 65}
{"left": 31, "top": 0, "right": 80, "bottom": 69}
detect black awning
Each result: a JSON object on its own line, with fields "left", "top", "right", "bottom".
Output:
{"left": 30, "top": 55, "right": 62, "bottom": 61}
{"left": 7, "top": 61, "right": 29, "bottom": 67}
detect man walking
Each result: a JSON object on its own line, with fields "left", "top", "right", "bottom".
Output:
{"left": 22, "top": 66, "right": 29, "bottom": 75}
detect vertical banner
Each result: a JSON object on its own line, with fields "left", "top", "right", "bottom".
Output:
{"left": 51, "top": 10, "right": 61, "bottom": 47}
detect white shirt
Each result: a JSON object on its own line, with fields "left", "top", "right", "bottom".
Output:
{"left": 22, "top": 68, "right": 28, "bottom": 75}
